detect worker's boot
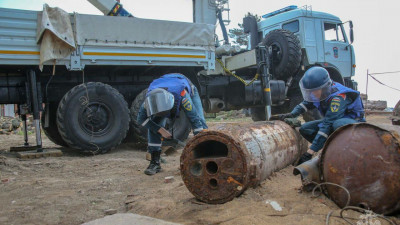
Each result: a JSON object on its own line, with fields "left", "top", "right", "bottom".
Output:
{"left": 144, "top": 151, "right": 162, "bottom": 175}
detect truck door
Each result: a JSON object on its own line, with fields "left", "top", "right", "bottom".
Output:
{"left": 323, "top": 22, "right": 351, "bottom": 77}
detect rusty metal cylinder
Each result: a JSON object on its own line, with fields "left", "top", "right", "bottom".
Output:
{"left": 320, "top": 123, "right": 400, "bottom": 215}
{"left": 180, "top": 121, "right": 307, "bottom": 204}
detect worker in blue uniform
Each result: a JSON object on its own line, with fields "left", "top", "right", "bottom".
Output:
{"left": 273, "top": 67, "right": 365, "bottom": 165}
{"left": 137, "top": 73, "right": 208, "bottom": 175}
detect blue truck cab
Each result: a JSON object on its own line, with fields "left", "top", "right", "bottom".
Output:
{"left": 254, "top": 6, "right": 356, "bottom": 89}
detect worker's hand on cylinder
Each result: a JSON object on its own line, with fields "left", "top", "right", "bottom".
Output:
{"left": 270, "top": 113, "right": 293, "bottom": 121}
{"left": 158, "top": 127, "right": 172, "bottom": 139}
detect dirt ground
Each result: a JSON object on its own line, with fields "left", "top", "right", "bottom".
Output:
{"left": 0, "top": 114, "right": 398, "bottom": 225}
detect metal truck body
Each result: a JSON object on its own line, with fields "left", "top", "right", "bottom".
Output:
{"left": 0, "top": 2, "right": 357, "bottom": 153}
{"left": 0, "top": 7, "right": 215, "bottom": 72}
{"left": 251, "top": 6, "right": 356, "bottom": 88}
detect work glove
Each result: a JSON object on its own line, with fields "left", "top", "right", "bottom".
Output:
{"left": 296, "top": 152, "right": 313, "bottom": 166}
{"left": 270, "top": 113, "right": 293, "bottom": 121}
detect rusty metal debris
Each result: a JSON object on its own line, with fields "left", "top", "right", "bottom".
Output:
{"left": 392, "top": 100, "right": 400, "bottom": 125}
{"left": 293, "top": 156, "right": 321, "bottom": 192}
{"left": 180, "top": 121, "right": 307, "bottom": 204}
{"left": 319, "top": 123, "right": 400, "bottom": 215}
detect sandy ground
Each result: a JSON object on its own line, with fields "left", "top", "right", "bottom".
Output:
{"left": 0, "top": 114, "right": 398, "bottom": 225}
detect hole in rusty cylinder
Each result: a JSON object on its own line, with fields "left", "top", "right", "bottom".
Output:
{"left": 206, "top": 161, "right": 218, "bottom": 174}
{"left": 193, "top": 140, "right": 228, "bottom": 159}
{"left": 190, "top": 161, "right": 202, "bottom": 176}
{"left": 209, "top": 178, "right": 218, "bottom": 187}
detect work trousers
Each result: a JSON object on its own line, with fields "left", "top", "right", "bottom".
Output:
{"left": 299, "top": 118, "right": 358, "bottom": 146}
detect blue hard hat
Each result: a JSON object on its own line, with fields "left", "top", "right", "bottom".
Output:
{"left": 301, "top": 67, "right": 331, "bottom": 89}
{"left": 299, "top": 67, "right": 332, "bottom": 102}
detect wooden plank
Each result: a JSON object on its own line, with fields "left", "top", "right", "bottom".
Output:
{"left": 16, "top": 149, "right": 63, "bottom": 159}
{"left": 10, "top": 145, "right": 38, "bottom": 152}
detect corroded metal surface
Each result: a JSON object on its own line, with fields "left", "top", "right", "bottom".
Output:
{"left": 180, "top": 121, "right": 307, "bottom": 204}
{"left": 320, "top": 123, "right": 400, "bottom": 215}
{"left": 392, "top": 100, "right": 400, "bottom": 125}
{"left": 293, "top": 156, "right": 320, "bottom": 192}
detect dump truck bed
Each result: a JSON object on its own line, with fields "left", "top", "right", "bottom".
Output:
{"left": 0, "top": 7, "right": 216, "bottom": 71}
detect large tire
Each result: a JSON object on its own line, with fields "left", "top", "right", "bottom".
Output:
{"left": 262, "top": 29, "right": 302, "bottom": 79}
{"left": 41, "top": 102, "right": 68, "bottom": 147}
{"left": 130, "top": 89, "right": 191, "bottom": 142}
{"left": 57, "top": 82, "right": 130, "bottom": 154}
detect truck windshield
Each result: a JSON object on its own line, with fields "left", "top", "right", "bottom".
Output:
{"left": 324, "top": 23, "right": 345, "bottom": 42}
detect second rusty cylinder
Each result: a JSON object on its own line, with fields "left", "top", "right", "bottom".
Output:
{"left": 180, "top": 121, "right": 307, "bottom": 204}
{"left": 320, "top": 123, "right": 400, "bottom": 215}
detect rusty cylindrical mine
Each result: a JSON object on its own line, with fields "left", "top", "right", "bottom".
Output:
{"left": 320, "top": 123, "right": 400, "bottom": 215}
{"left": 180, "top": 121, "right": 307, "bottom": 204}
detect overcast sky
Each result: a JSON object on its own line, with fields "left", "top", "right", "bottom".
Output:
{"left": 1, "top": 0, "right": 399, "bottom": 107}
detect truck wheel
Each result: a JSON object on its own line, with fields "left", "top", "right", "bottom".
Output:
{"left": 262, "top": 29, "right": 301, "bottom": 79}
{"left": 130, "top": 89, "right": 191, "bottom": 143}
{"left": 41, "top": 102, "right": 68, "bottom": 147}
{"left": 57, "top": 82, "right": 130, "bottom": 154}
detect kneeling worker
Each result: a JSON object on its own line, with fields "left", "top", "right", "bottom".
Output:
{"left": 137, "top": 73, "right": 208, "bottom": 175}
{"left": 274, "top": 67, "right": 365, "bottom": 165}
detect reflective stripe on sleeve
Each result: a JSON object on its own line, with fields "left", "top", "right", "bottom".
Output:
{"left": 148, "top": 143, "right": 162, "bottom": 147}
{"left": 194, "top": 128, "right": 203, "bottom": 132}
{"left": 317, "top": 131, "right": 328, "bottom": 138}
{"left": 141, "top": 118, "right": 150, "bottom": 126}
{"left": 300, "top": 103, "right": 308, "bottom": 112}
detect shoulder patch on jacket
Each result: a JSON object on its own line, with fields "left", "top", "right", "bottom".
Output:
{"left": 182, "top": 97, "right": 192, "bottom": 111}
{"left": 330, "top": 101, "right": 340, "bottom": 112}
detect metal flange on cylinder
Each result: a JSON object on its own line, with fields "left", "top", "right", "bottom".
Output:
{"left": 320, "top": 123, "right": 400, "bottom": 215}
{"left": 180, "top": 121, "right": 307, "bottom": 204}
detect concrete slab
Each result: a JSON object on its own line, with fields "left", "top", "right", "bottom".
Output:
{"left": 81, "top": 213, "right": 181, "bottom": 225}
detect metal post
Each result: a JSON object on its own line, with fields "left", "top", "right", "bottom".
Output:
{"left": 28, "top": 70, "right": 43, "bottom": 152}
{"left": 365, "top": 69, "right": 368, "bottom": 119}
{"left": 21, "top": 114, "right": 29, "bottom": 146}
{"left": 258, "top": 46, "right": 273, "bottom": 120}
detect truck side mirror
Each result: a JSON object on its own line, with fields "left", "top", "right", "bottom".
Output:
{"left": 349, "top": 21, "right": 354, "bottom": 44}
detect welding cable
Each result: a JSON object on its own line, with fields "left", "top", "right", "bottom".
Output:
{"left": 309, "top": 182, "right": 396, "bottom": 225}
{"left": 339, "top": 206, "right": 396, "bottom": 225}
{"left": 216, "top": 58, "right": 259, "bottom": 86}
{"left": 311, "top": 182, "right": 351, "bottom": 207}
{"left": 45, "top": 74, "right": 54, "bottom": 104}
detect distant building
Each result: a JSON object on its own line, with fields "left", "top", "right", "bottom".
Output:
{"left": 0, "top": 104, "right": 15, "bottom": 117}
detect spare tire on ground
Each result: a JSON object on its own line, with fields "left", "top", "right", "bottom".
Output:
{"left": 262, "top": 29, "right": 302, "bottom": 80}
{"left": 57, "top": 82, "right": 130, "bottom": 154}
